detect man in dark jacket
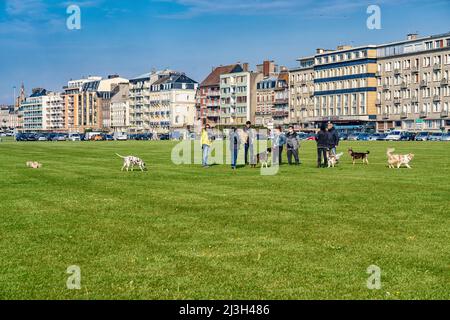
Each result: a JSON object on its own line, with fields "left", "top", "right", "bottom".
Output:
{"left": 327, "top": 122, "right": 340, "bottom": 155}
{"left": 316, "top": 123, "right": 329, "bottom": 168}
{"left": 285, "top": 126, "right": 300, "bottom": 165}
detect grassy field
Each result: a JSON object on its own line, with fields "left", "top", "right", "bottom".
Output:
{"left": 0, "top": 139, "right": 449, "bottom": 300}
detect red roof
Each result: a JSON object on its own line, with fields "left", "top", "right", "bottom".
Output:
{"left": 200, "top": 64, "right": 243, "bottom": 87}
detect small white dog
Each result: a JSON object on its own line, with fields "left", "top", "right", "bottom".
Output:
{"left": 116, "top": 154, "right": 147, "bottom": 172}
{"left": 328, "top": 152, "right": 344, "bottom": 168}
{"left": 26, "top": 161, "right": 42, "bottom": 169}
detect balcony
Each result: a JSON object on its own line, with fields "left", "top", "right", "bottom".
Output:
{"left": 272, "top": 111, "right": 289, "bottom": 118}
{"left": 400, "top": 111, "right": 408, "bottom": 118}
{"left": 420, "top": 111, "right": 428, "bottom": 118}
{"left": 441, "top": 78, "right": 448, "bottom": 86}
{"left": 375, "top": 72, "right": 381, "bottom": 78}
{"left": 433, "top": 95, "right": 441, "bottom": 102}
{"left": 382, "top": 113, "right": 390, "bottom": 119}
{"left": 274, "top": 98, "right": 289, "bottom": 105}
{"left": 411, "top": 66, "right": 419, "bottom": 73}
{"left": 433, "top": 64, "right": 441, "bottom": 71}
{"left": 400, "top": 82, "right": 408, "bottom": 89}
{"left": 441, "top": 110, "right": 449, "bottom": 118}
{"left": 411, "top": 96, "right": 418, "bottom": 104}
{"left": 394, "top": 68, "right": 401, "bottom": 75}
{"left": 382, "top": 84, "right": 389, "bottom": 91}
{"left": 394, "top": 97, "right": 401, "bottom": 104}
{"left": 420, "top": 80, "right": 428, "bottom": 87}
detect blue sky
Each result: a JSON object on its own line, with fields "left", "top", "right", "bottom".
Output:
{"left": 0, "top": 0, "right": 449, "bottom": 104}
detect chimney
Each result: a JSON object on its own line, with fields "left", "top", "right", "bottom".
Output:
{"left": 316, "top": 48, "right": 325, "bottom": 54}
{"left": 407, "top": 33, "right": 418, "bottom": 40}
{"left": 242, "top": 63, "right": 249, "bottom": 72}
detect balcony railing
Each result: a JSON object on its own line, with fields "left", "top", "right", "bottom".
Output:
{"left": 382, "top": 84, "right": 389, "bottom": 91}
{"left": 433, "top": 64, "right": 441, "bottom": 71}
{"left": 411, "top": 66, "right": 419, "bottom": 73}
{"left": 411, "top": 96, "right": 419, "bottom": 103}
{"left": 394, "top": 68, "right": 401, "bottom": 75}
{"left": 400, "top": 82, "right": 407, "bottom": 89}
{"left": 441, "top": 78, "right": 448, "bottom": 86}
{"left": 441, "top": 110, "right": 449, "bottom": 118}
{"left": 433, "top": 95, "right": 441, "bottom": 102}
{"left": 394, "top": 97, "right": 401, "bottom": 104}
{"left": 382, "top": 113, "right": 390, "bottom": 119}
{"left": 420, "top": 80, "right": 428, "bottom": 87}
{"left": 400, "top": 111, "right": 408, "bottom": 118}
{"left": 420, "top": 111, "right": 428, "bottom": 118}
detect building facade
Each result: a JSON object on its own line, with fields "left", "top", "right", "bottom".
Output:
{"left": 220, "top": 65, "right": 263, "bottom": 126}
{"left": 149, "top": 72, "right": 198, "bottom": 134}
{"left": 20, "top": 89, "right": 65, "bottom": 132}
{"left": 0, "top": 105, "right": 18, "bottom": 131}
{"left": 375, "top": 33, "right": 450, "bottom": 132}
{"left": 110, "top": 83, "right": 130, "bottom": 133}
{"left": 196, "top": 64, "right": 244, "bottom": 127}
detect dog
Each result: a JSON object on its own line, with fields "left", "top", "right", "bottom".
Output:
{"left": 116, "top": 154, "right": 147, "bottom": 172}
{"left": 252, "top": 148, "right": 272, "bottom": 168}
{"left": 387, "top": 148, "right": 415, "bottom": 169}
{"left": 26, "top": 161, "right": 42, "bottom": 169}
{"left": 348, "top": 148, "right": 370, "bottom": 165}
{"left": 327, "top": 152, "right": 344, "bottom": 168}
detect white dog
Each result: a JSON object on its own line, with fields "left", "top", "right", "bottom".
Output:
{"left": 387, "top": 148, "right": 415, "bottom": 169}
{"left": 328, "top": 152, "right": 344, "bottom": 168}
{"left": 116, "top": 154, "right": 147, "bottom": 172}
{"left": 26, "top": 161, "right": 42, "bottom": 169}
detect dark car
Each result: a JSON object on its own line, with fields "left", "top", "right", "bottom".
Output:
{"left": 357, "top": 133, "right": 370, "bottom": 141}
{"left": 428, "top": 132, "right": 444, "bottom": 141}
{"left": 368, "top": 133, "right": 383, "bottom": 141}
{"left": 159, "top": 133, "right": 170, "bottom": 141}
{"left": 26, "top": 133, "right": 38, "bottom": 141}
{"left": 47, "top": 133, "right": 57, "bottom": 141}
{"left": 15, "top": 133, "right": 26, "bottom": 141}
{"left": 399, "top": 132, "right": 416, "bottom": 141}
{"left": 103, "top": 134, "right": 114, "bottom": 141}
{"left": 376, "top": 133, "right": 387, "bottom": 141}
{"left": 415, "top": 132, "right": 430, "bottom": 141}
{"left": 339, "top": 133, "right": 349, "bottom": 141}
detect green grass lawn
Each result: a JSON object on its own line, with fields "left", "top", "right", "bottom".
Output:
{"left": 0, "top": 139, "right": 449, "bottom": 300}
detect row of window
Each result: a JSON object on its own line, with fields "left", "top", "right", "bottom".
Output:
{"left": 315, "top": 50, "right": 369, "bottom": 65}
{"left": 378, "top": 102, "right": 449, "bottom": 114}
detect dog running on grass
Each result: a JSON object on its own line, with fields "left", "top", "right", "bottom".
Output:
{"left": 116, "top": 154, "right": 147, "bottom": 172}
{"left": 387, "top": 148, "right": 415, "bottom": 169}
{"left": 252, "top": 148, "right": 272, "bottom": 168}
{"left": 327, "top": 152, "right": 344, "bottom": 168}
{"left": 348, "top": 148, "right": 370, "bottom": 165}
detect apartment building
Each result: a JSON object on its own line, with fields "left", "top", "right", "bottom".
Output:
{"left": 375, "top": 33, "right": 450, "bottom": 132}
{"left": 110, "top": 83, "right": 130, "bottom": 133}
{"left": 0, "top": 105, "right": 18, "bottom": 130}
{"left": 62, "top": 75, "right": 128, "bottom": 133}
{"left": 289, "top": 56, "right": 315, "bottom": 130}
{"left": 128, "top": 70, "right": 174, "bottom": 133}
{"left": 20, "top": 89, "right": 65, "bottom": 132}
{"left": 196, "top": 64, "right": 244, "bottom": 127}
{"left": 255, "top": 62, "right": 289, "bottom": 127}
{"left": 220, "top": 64, "right": 263, "bottom": 126}
{"left": 149, "top": 72, "right": 198, "bottom": 134}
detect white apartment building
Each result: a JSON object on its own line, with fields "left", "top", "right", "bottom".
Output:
{"left": 110, "top": 83, "right": 130, "bottom": 133}
{"left": 20, "top": 89, "right": 65, "bottom": 132}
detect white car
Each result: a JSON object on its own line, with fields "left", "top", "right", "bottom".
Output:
{"left": 69, "top": 135, "right": 81, "bottom": 141}
{"left": 115, "top": 134, "right": 128, "bottom": 141}
{"left": 385, "top": 131, "right": 403, "bottom": 141}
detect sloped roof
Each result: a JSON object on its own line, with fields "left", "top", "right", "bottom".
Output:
{"left": 200, "top": 64, "right": 243, "bottom": 87}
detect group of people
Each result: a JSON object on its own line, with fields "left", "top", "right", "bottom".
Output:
{"left": 200, "top": 121, "right": 339, "bottom": 170}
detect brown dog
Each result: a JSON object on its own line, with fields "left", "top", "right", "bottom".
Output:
{"left": 348, "top": 148, "right": 370, "bottom": 165}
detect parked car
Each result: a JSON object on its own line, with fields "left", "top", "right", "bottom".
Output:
{"left": 428, "top": 132, "right": 444, "bottom": 141}
{"left": 357, "top": 133, "right": 370, "bottom": 141}
{"left": 376, "top": 133, "right": 388, "bottom": 141}
{"left": 385, "top": 131, "right": 403, "bottom": 141}
{"left": 69, "top": 134, "right": 81, "bottom": 141}
{"left": 368, "top": 133, "right": 383, "bottom": 141}
{"left": 415, "top": 132, "right": 430, "bottom": 141}
{"left": 37, "top": 134, "right": 48, "bottom": 141}
{"left": 159, "top": 133, "right": 170, "bottom": 141}
{"left": 347, "top": 133, "right": 360, "bottom": 141}
{"left": 54, "top": 134, "right": 67, "bottom": 141}
{"left": 115, "top": 134, "right": 128, "bottom": 141}
{"left": 339, "top": 133, "right": 349, "bottom": 141}
{"left": 103, "top": 134, "right": 114, "bottom": 141}
{"left": 15, "top": 133, "right": 26, "bottom": 141}
{"left": 441, "top": 133, "right": 450, "bottom": 141}
{"left": 399, "top": 132, "right": 416, "bottom": 141}
{"left": 91, "top": 134, "right": 103, "bottom": 141}
{"left": 26, "top": 133, "right": 38, "bottom": 141}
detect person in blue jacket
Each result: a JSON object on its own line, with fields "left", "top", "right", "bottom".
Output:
{"left": 272, "top": 126, "right": 286, "bottom": 165}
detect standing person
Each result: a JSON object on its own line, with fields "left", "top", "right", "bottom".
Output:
{"left": 316, "top": 123, "right": 329, "bottom": 168}
{"left": 272, "top": 126, "right": 286, "bottom": 165}
{"left": 327, "top": 122, "right": 340, "bottom": 155}
{"left": 243, "top": 121, "right": 255, "bottom": 166}
{"left": 201, "top": 124, "right": 212, "bottom": 168}
{"left": 286, "top": 125, "right": 300, "bottom": 165}
{"left": 229, "top": 127, "right": 241, "bottom": 170}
